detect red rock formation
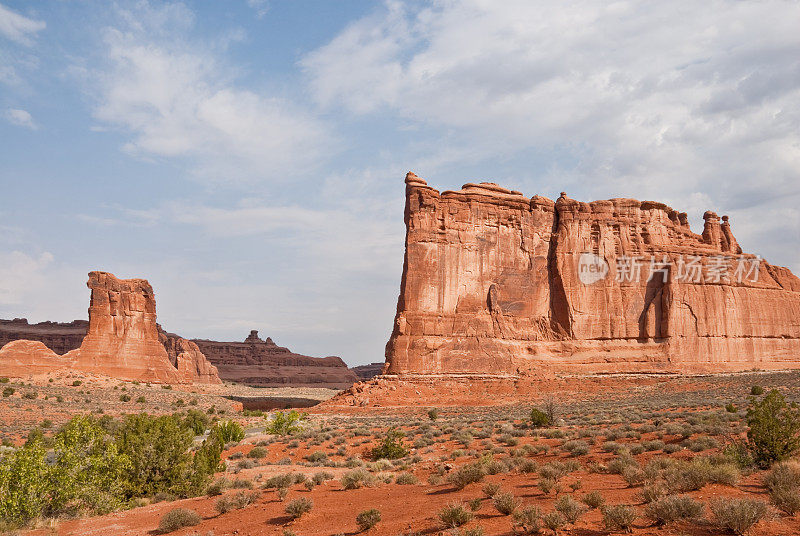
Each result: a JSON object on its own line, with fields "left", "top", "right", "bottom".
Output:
{"left": 385, "top": 172, "right": 800, "bottom": 376}
{"left": 195, "top": 330, "right": 358, "bottom": 388}
{"left": 0, "top": 340, "right": 70, "bottom": 375}
{"left": 159, "top": 327, "right": 221, "bottom": 384}
{"left": 0, "top": 319, "right": 87, "bottom": 355}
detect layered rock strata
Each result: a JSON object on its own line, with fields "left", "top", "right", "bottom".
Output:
{"left": 384, "top": 172, "right": 800, "bottom": 376}
{"left": 195, "top": 330, "right": 358, "bottom": 388}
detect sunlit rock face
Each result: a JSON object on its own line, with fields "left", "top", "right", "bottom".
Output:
{"left": 385, "top": 172, "right": 800, "bottom": 376}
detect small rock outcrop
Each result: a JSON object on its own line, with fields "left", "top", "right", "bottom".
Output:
{"left": 195, "top": 331, "right": 358, "bottom": 388}
{"left": 385, "top": 172, "right": 800, "bottom": 375}
{"left": 159, "top": 327, "right": 221, "bottom": 384}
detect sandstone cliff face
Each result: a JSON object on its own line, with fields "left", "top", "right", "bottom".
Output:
{"left": 0, "top": 340, "right": 69, "bottom": 374}
{"left": 0, "top": 319, "right": 87, "bottom": 355}
{"left": 195, "top": 330, "right": 358, "bottom": 388}
{"left": 159, "top": 327, "right": 221, "bottom": 384}
{"left": 385, "top": 172, "right": 800, "bottom": 375}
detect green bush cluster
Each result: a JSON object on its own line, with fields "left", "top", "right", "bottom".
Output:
{"left": 370, "top": 427, "right": 408, "bottom": 460}
{"left": 0, "top": 413, "right": 223, "bottom": 527}
{"left": 746, "top": 389, "right": 800, "bottom": 467}
{"left": 265, "top": 410, "right": 307, "bottom": 436}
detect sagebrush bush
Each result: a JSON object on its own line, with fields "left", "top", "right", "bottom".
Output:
{"left": 158, "top": 508, "right": 201, "bottom": 533}
{"left": 447, "top": 461, "right": 486, "bottom": 490}
{"left": 602, "top": 504, "right": 637, "bottom": 532}
{"left": 542, "top": 511, "right": 566, "bottom": 531}
{"left": 710, "top": 497, "right": 768, "bottom": 535}
{"left": 356, "top": 508, "right": 381, "bottom": 531}
{"left": 581, "top": 490, "right": 605, "bottom": 509}
{"left": 284, "top": 497, "right": 313, "bottom": 519}
{"left": 395, "top": 472, "right": 418, "bottom": 485}
{"left": 438, "top": 502, "right": 473, "bottom": 527}
{"left": 512, "top": 505, "right": 542, "bottom": 534}
{"left": 371, "top": 427, "right": 408, "bottom": 460}
{"left": 215, "top": 490, "right": 259, "bottom": 514}
{"left": 554, "top": 494, "right": 587, "bottom": 523}
{"left": 482, "top": 482, "right": 500, "bottom": 497}
{"left": 341, "top": 468, "right": 375, "bottom": 490}
{"left": 645, "top": 495, "right": 703, "bottom": 525}
{"left": 247, "top": 446, "right": 267, "bottom": 459}
{"left": 492, "top": 491, "right": 519, "bottom": 515}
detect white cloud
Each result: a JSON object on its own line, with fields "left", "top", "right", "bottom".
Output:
{"left": 92, "top": 2, "right": 331, "bottom": 184}
{"left": 302, "top": 0, "right": 800, "bottom": 268}
{"left": 0, "top": 3, "right": 45, "bottom": 45}
{"left": 0, "top": 251, "right": 53, "bottom": 305}
{"left": 246, "top": 0, "right": 269, "bottom": 19}
{"left": 5, "top": 107, "right": 36, "bottom": 129}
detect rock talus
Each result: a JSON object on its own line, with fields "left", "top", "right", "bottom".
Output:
{"left": 384, "top": 172, "right": 800, "bottom": 376}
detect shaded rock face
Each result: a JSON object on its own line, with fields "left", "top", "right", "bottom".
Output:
{"left": 0, "top": 272, "right": 220, "bottom": 384}
{"left": 385, "top": 172, "right": 800, "bottom": 375}
{"left": 195, "top": 330, "right": 358, "bottom": 388}
{"left": 0, "top": 319, "right": 87, "bottom": 355}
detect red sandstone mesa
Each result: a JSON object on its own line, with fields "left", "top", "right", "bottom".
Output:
{"left": 0, "top": 272, "right": 220, "bottom": 384}
{"left": 384, "top": 172, "right": 800, "bottom": 376}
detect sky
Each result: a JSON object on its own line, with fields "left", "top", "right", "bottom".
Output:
{"left": 1, "top": 1, "right": 799, "bottom": 366}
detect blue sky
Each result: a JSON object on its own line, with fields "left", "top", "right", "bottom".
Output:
{"left": 1, "top": 1, "right": 799, "bottom": 366}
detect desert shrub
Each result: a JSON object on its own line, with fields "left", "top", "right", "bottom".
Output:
{"left": 215, "top": 490, "right": 259, "bottom": 514}
{"left": 2, "top": 387, "right": 14, "bottom": 397}
{"left": 158, "top": 508, "right": 201, "bottom": 533}
{"left": 530, "top": 408, "right": 551, "bottom": 428}
{"left": 312, "top": 471, "right": 334, "bottom": 485}
{"left": 371, "top": 427, "right": 408, "bottom": 460}
{"left": 746, "top": 390, "right": 800, "bottom": 467}
{"left": 0, "top": 377, "right": 7, "bottom": 383}
{"left": 0, "top": 437, "right": 51, "bottom": 525}
{"left": 640, "top": 482, "right": 667, "bottom": 503}
{"left": 285, "top": 497, "right": 313, "bottom": 519}
{"left": 356, "top": 508, "right": 381, "bottom": 531}
{"left": 621, "top": 466, "right": 646, "bottom": 487}
{"left": 562, "top": 439, "right": 590, "bottom": 456}
{"left": 438, "top": 502, "right": 473, "bottom": 527}
{"left": 428, "top": 408, "right": 439, "bottom": 421}
{"left": 542, "top": 511, "right": 566, "bottom": 531}
{"left": 136, "top": 396, "right": 146, "bottom": 403}
{"left": 512, "top": 505, "right": 542, "bottom": 534}
{"left": 341, "top": 468, "right": 375, "bottom": 490}
{"left": 183, "top": 409, "right": 210, "bottom": 435}
{"left": 710, "top": 497, "right": 768, "bottom": 535}
{"left": 266, "top": 410, "right": 307, "bottom": 436}
{"left": 769, "top": 486, "right": 800, "bottom": 515}
{"left": 395, "top": 472, "right": 418, "bottom": 485}
{"left": 231, "top": 478, "right": 253, "bottom": 489}
{"left": 751, "top": 385, "right": 764, "bottom": 396}
{"left": 645, "top": 495, "right": 703, "bottom": 526}
{"left": 493, "top": 491, "right": 519, "bottom": 515}
{"left": 72, "top": 380, "right": 82, "bottom": 386}
{"left": 602, "top": 504, "right": 637, "bottom": 532}
{"left": 119, "top": 394, "right": 131, "bottom": 402}
{"left": 447, "top": 461, "right": 486, "bottom": 490}
{"left": 554, "top": 494, "right": 587, "bottom": 523}
{"left": 764, "top": 460, "right": 800, "bottom": 514}
{"left": 206, "top": 478, "right": 229, "bottom": 496}
{"left": 726, "top": 403, "right": 738, "bottom": 413}
{"left": 482, "top": 482, "right": 501, "bottom": 497}
{"left": 212, "top": 420, "right": 245, "bottom": 444}
{"left": 247, "top": 446, "right": 267, "bottom": 459}
{"left": 468, "top": 497, "right": 482, "bottom": 511}
{"left": 581, "top": 490, "right": 605, "bottom": 509}
{"left": 538, "top": 477, "right": 556, "bottom": 495}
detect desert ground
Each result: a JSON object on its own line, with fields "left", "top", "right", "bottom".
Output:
{"left": 0, "top": 371, "right": 795, "bottom": 535}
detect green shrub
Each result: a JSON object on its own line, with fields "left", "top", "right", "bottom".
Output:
{"left": 183, "top": 409, "right": 210, "bottom": 435}
{"left": 512, "top": 505, "right": 542, "bottom": 534}
{"left": 72, "top": 380, "right": 82, "bottom": 386}
{"left": 212, "top": 420, "right": 245, "bottom": 444}
{"left": 751, "top": 385, "right": 764, "bottom": 396}
{"left": 726, "top": 403, "right": 738, "bottom": 413}
{"left": 284, "top": 497, "right": 313, "bottom": 519}
{"left": 645, "top": 495, "right": 703, "bottom": 526}
{"left": 492, "top": 491, "right": 519, "bottom": 515}
{"left": 356, "top": 508, "right": 381, "bottom": 531}
{"left": 746, "top": 390, "right": 800, "bottom": 467}
{"left": 206, "top": 478, "right": 229, "bottom": 496}
{"left": 120, "top": 394, "right": 131, "bottom": 402}
{"left": 447, "top": 461, "right": 486, "bottom": 490}
{"left": 542, "top": 511, "right": 566, "bottom": 531}
{"left": 265, "top": 410, "right": 307, "bottom": 436}
{"left": 530, "top": 408, "right": 551, "bottom": 428}
{"left": 428, "top": 408, "right": 439, "bottom": 421}
{"left": 0, "top": 377, "right": 8, "bottom": 383}
{"left": 2, "top": 387, "right": 14, "bottom": 397}
{"left": 371, "top": 427, "right": 408, "bottom": 460}
{"left": 341, "top": 468, "right": 375, "bottom": 490}
{"left": 602, "top": 504, "right": 637, "bottom": 532}
{"left": 438, "top": 502, "right": 473, "bottom": 527}
{"left": 158, "top": 508, "right": 201, "bottom": 533}
{"left": 710, "top": 497, "right": 768, "bottom": 535}
{"left": 395, "top": 472, "right": 418, "bottom": 485}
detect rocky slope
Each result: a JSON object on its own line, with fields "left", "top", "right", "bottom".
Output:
{"left": 194, "top": 330, "right": 358, "bottom": 388}
{"left": 384, "top": 172, "right": 800, "bottom": 376}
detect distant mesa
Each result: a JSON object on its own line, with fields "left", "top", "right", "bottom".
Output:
{"left": 194, "top": 331, "right": 358, "bottom": 388}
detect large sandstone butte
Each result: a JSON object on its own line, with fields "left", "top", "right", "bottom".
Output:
{"left": 195, "top": 330, "right": 358, "bottom": 388}
{"left": 385, "top": 172, "right": 800, "bottom": 376}
{"left": 0, "top": 272, "right": 220, "bottom": 384}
